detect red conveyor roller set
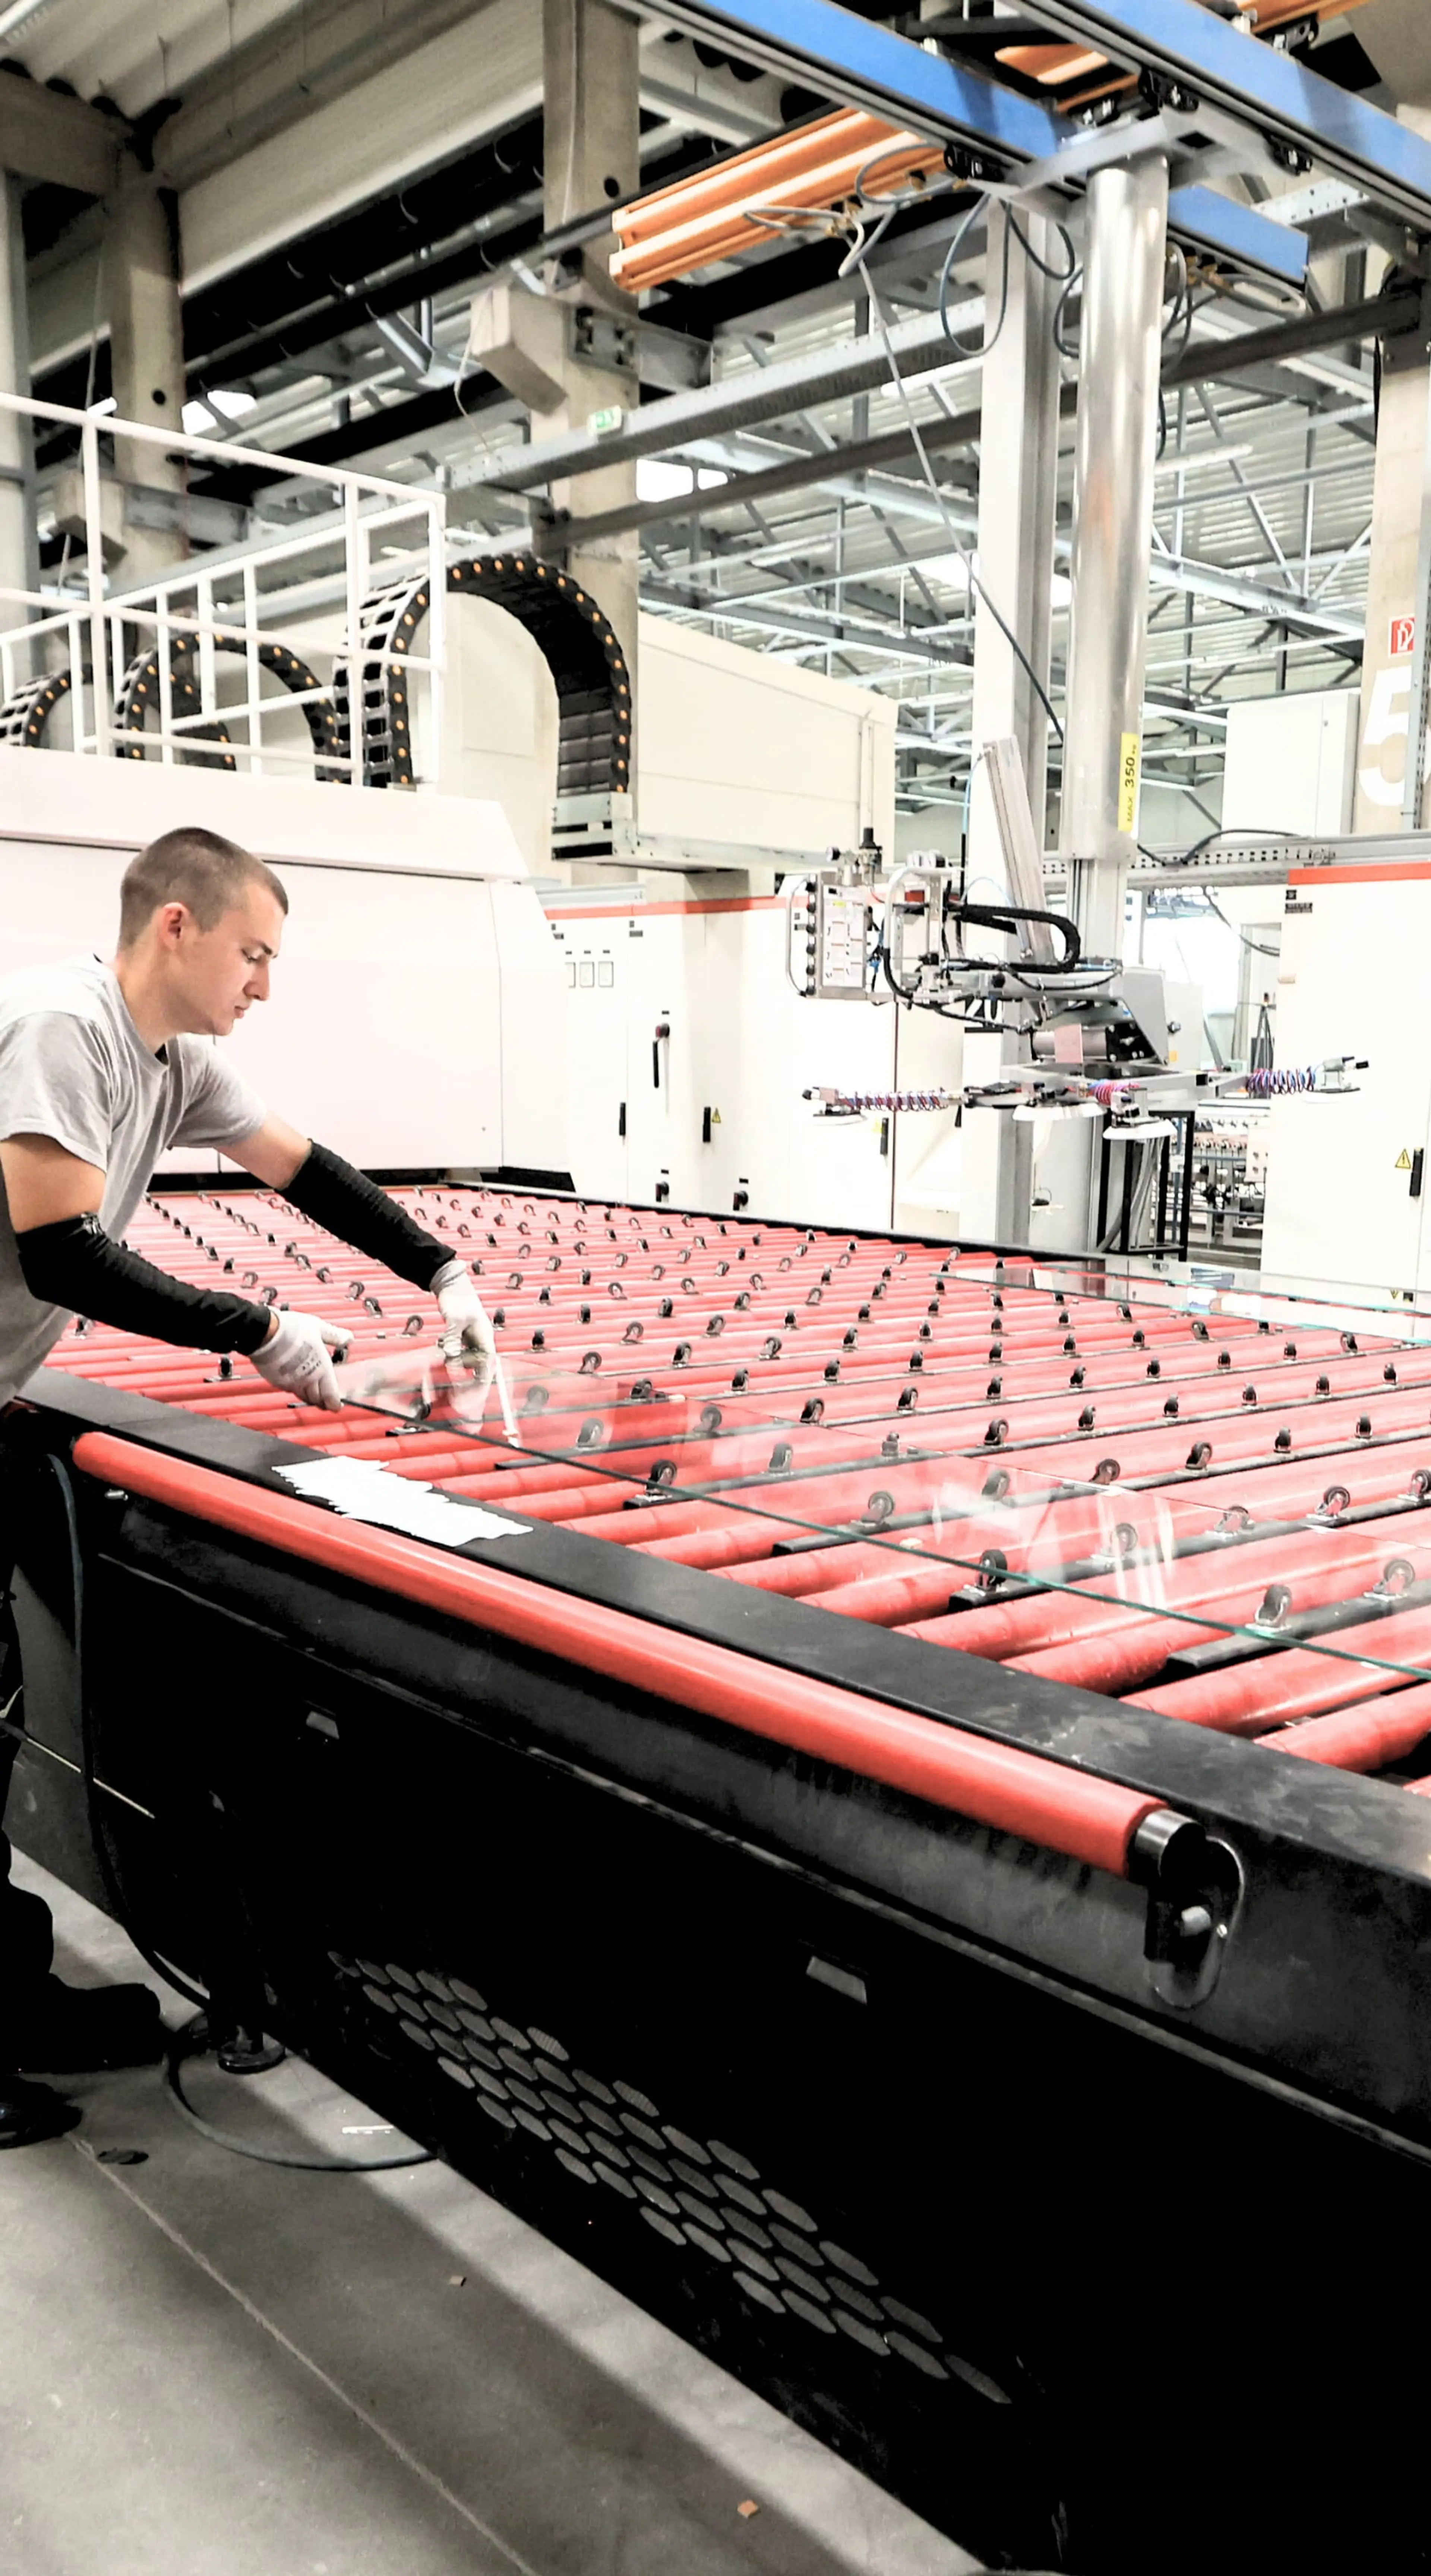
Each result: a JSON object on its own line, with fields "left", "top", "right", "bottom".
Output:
{"left": 52, "top": 1185, "right": 1431, "bottom": 1856}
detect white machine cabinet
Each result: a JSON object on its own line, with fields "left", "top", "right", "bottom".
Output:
{"left": 1260, "top": 864, "right": 1431, "bottom": 1300}
{"left": 552, "top": 893, "right": 900, "bottom": 1227}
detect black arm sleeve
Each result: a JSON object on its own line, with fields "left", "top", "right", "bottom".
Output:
{"left": 280, "top": 1141, "right": 450, "bottom": 1291}
{"left": 17, "top": 1212, "right": 274, "bottom": 1355}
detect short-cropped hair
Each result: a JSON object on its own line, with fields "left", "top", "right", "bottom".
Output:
{"left": 118, "top": 827, "right": 289, "bottom": 948}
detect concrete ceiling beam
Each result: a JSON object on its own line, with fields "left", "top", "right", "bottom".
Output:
{"left": 636, "top": 32, "right": 787, "bottom": 146}
{"left": 27, "top": 0, "right": 544, "bottom": 375}
{"left": 0, "top": 71, "right": 121, "bottom": 194}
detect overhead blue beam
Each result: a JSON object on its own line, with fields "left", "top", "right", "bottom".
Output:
{"left": 650, "top": 0, "right": 1084, "bottom": 159}
{"left": 656, "top": 0, "right": 1431, "bottom": 231}
{"left": 1168, "top": 184, "right": 1308, "bottom": 291}
{"left": 1029, "top": 0, "right": 1431, "bottom": 228}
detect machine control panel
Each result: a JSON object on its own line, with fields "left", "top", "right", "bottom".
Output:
{"left": 788, "top": 868, "right": 876, "bottom": 1000}
{"left": 819, "top": 886, "right": 872, "bottom": 998}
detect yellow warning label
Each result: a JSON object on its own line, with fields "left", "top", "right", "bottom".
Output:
{"left": 1397, "top": 1149, "right": 1413, "bottom": 1170}
{"left": 1118, "top": 732, "right": 1142, "bottom": 837}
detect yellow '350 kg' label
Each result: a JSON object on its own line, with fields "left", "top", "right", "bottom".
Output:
{"left": 1118, "top": 732, "right": 1142, "bottom": 836}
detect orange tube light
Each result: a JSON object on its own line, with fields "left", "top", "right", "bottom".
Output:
{"left": 996, "top": 0, "right": 1370, "bottom": 95}
{"left": 612, "top": 109, "right": 945, "bottom": 294}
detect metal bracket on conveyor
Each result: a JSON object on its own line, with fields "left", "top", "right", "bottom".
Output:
{"left": 1129, "top": 1808, "right": 1245, "bottom": 2010}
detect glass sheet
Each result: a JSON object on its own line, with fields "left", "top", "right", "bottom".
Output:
{"left": 58, "top": 1187, "right": 1431, "bottom": 1786}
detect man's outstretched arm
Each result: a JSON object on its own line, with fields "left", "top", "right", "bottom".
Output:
{"left": 0, "top": 1134, "right": 349, "bottom": 1407}
{"left": 229, "top": 1116, "right": 496, "bottom": 1363}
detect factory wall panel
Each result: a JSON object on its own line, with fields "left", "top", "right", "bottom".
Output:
{"left": 629, "top": 912, "right": 710, "bottom": 1212}
{"left": 1223, "top": 689, "right": 1358, "bottom": 837}
{"left": 489, "top": 876, "right": 569, "bottom": 1180}
{"left": 553, "top": 910, "right": 705, "bottom": 1208}
{"left": 552, "top": 925, "right": 632, "bottom": 1201}
{"left": 223, "top": 864, "right": 499, "bottom": 1170}
{"left": 0, "top": 744, "right": 529, "bottom": 881}
{"left": 435, "top": 595, "right": 560, "bottom": 877}
{"left": 890, "top": 1001, "right": 963, "bottom": 1239}
{"left": 695, "top": 902, "right": 897, "bottom": 1228}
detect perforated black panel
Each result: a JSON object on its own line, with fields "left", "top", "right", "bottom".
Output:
{"left": 328, "top": 1946, "right": 982, "bottom": 2391}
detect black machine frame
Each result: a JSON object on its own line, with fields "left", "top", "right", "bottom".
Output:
{"left": 12, "top": 1360, "right": 1431, "bottom": 2572}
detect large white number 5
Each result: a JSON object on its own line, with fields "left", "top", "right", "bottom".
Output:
{"left": 1360, "top": 664, "right": 1416, "bottom": 809}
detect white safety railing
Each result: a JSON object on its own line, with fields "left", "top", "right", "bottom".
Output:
{"left": 0, "top": 388, "right": 446, "bottom": 782}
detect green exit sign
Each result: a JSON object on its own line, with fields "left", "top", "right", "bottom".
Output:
{"left": 588, "top": 404, "right": 624, "bottom": 436}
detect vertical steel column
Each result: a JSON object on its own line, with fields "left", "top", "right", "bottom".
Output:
{"left": 80, "top": 417, "right": 110, "bottom": 755}
{"left": 0, "top": 174, "right": 37, "bottom": 684}
{"left": 958, "top": 206, "right": 1063, "bottom": 1250}
{"left": 1061, "top": 153, "right": 1169, "bottom": 960}
{"left": 969, "top": 204, "right": 1061, "bottom": 853}
{"left": 1399, "top": 365, "right": 1431, "bottom": 831}
{"left": 531, "top": 0, "right": 642, "bottom": 875}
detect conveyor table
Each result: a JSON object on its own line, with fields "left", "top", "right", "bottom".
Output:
{"left": 16, "top": 1181, "right": 1431, "bottom": 2572}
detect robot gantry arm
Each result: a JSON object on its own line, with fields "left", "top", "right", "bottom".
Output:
{"left": 788, "top": 744, "right": 1365, "bottom": 1132}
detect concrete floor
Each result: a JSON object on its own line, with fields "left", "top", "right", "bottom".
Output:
{"left": 1, "top": 1853, "right": 982, "bottom": 2576}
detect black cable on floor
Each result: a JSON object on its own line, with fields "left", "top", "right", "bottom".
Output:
{"left": 164, "top": 2018, "right": 433, "bottom": 2174}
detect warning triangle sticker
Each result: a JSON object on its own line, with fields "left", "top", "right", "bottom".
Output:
{"left": 1396, "top": 1150, "right": 1413, "bottom": 1170}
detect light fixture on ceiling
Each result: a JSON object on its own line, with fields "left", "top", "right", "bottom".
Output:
{"left": 918, "top": 551, "right": 1072, "bottom": 612}
{"left": 182, "top": 388, "right": 258, "bottom": 437}
{"left": 635, "top": 459, "right": 729, "bottom": 503}
{"left": 0, "top": 0, "right": 66, "bottom": 56}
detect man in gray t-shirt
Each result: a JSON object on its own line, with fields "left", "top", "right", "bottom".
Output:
{"left": 0, "top": 823, "right": 494, "bottom": 2150}
{"left": 0, "top": 953, "right": 269, "bottom": 1407}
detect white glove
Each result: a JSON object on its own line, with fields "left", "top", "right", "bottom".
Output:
{"left": 252, "top": 1308, "right": 352, "bottom": 1411}
{"left": 431, "top": 1259, "right": 497, "bottom": 1372}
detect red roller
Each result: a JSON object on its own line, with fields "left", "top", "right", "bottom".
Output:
{"left": 72, "top": 1430, "right": 1161, "bottom": 1878}
{"left": 1257, "top": 1686, "right": 1431, "bottom": 1771}
{"left": 960, "top": 1388, "right": 1431, "bottom": 1494}
{"left": 1002, "top": 1537, "right": 1431, "bottom": 1693}
{"left": 902, "top": 1526, "right": 1429, "bottom": 1667}
{"left": 1131, "top": 1601, "right": 1431, "bottom": 1733}
{"left": 786, "top": 1546, "right": 1026, "bottom": 1622}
